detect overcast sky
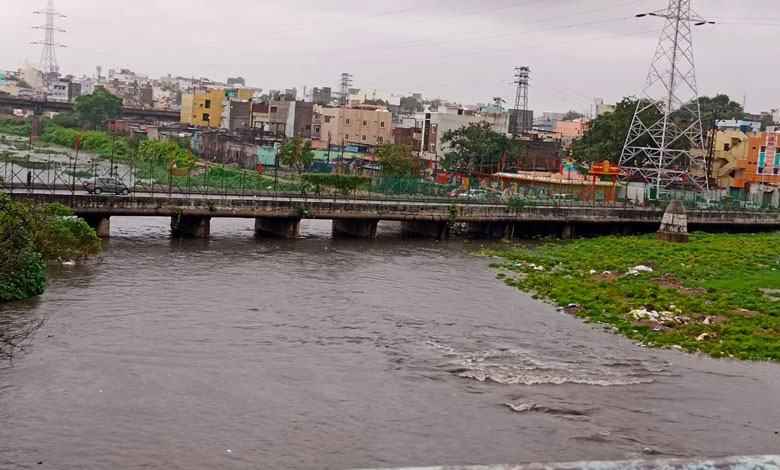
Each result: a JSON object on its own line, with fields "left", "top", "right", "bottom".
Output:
{"left": 1, "top": 0, "right": 778, "bottom": 114}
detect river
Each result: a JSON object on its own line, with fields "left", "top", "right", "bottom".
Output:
{"left": 1, "top": 218, "right": 779, "bottom": 470}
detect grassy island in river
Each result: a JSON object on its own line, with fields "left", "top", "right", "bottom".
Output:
{"left": 487, "top": 233, "right": 780, "bottom": 360}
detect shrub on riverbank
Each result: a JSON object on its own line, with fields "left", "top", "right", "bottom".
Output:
{"left": 0, "top": 194, "right": 101, "bottom": 303}
{"left": 0, "top": 118, "right": 31, "bottom": 137}
{"left": 487, "top": 233, "right": 780, "bottom": 360}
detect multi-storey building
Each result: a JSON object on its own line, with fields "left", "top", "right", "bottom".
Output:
{"left": 413, "top": 106, "right": 510, "bottom": 163}
{"left": 319, "top": 104, "right": 393, "bottom": 147}
{"left": 180, "top": 88, "right": 253, "bottom": 128}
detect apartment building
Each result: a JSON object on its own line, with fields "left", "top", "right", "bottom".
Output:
{"left": 319, "top": 105, "right": 393, "bottom": 147}
{"left": 180, "top": 88, "right": 253, "bottom": 128}
{"left": 414, "top": 106, "right": 510, "bottom": 162}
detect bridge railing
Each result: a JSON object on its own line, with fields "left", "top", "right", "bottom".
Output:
{"left": 2, "top": 148, "right": 779, "bottom": 217}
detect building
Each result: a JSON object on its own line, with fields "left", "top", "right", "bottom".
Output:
{"left": 320, "top": 104, "right": 393, "bottom": 147}
{"left": 414, "top": 105, "right": 510, "bottom": 163}
{"left": 309, "top": 87, "right": 332, "bottom": 105}
{"left": 221, "top": 100, "right": 252, "bottom": 131}
{"left": 392, "top": 117, "right": 423, "bottom": 150}
{"left": 180, "top": 88, "right": 254, "bottom": 128}
{"left": 717, "top": 119, "right": 761, "bottom": 133}
{"left": 48, "top": 78, "right": 80, "bottom": 103}
{"left": 554, "top": 120, "right": 590, "bottom": 140}
{"left": 703, "top": 130, "right": 780, "bottom": 204}
{"left": 509, "top": 109, "right": 534, "bottom": 134}
{"left": 593, "top": 98, "right": 615, "bottom": 117}
{"left": 227, "top": 77, "right": 246, "bottom": 87}
{"left": 533, "top": 112, "right": 565, "bottom": 133}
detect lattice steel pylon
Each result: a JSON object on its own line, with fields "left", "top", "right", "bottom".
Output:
{"left": 339, "top": 72, "right": 353, "bottom": 106}
{"left": 512, "top": 66, "right": 530, "bottom": 136}
{"left": 32, "top": 0, "right": 65, "bottom": 82}
{"left": 619, "top": 0, "right": 714, "bottom": 193}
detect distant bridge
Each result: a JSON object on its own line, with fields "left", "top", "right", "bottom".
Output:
{"left": 0, "top": 96, "right": 180, "bottom": 122}
{"left": 8, "top": 190, "right": 780, "bottom": 239}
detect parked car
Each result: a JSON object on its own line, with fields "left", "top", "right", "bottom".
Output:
{"left": 550, "top": 194, "right": 577, "bottom": 203}
{"left": 84, "top": 177, "right": 130, "bottom": 195}
{"left": 695, "top": 199, "right": 720, "bottom": 210}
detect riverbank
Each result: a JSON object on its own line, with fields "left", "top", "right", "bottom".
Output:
{"left": 0, "top": 193, "right": 101, "bottom": 303}
{"left": 487, "top": 232, "right": 780, "bottom": 360}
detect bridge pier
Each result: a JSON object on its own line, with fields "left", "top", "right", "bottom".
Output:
{"left": 171, "top": 215, "right": 211, "bottom": 238}
{"left": 401, "top": 221, "right": 449, "bottom": 240}
{"left": 332, "top": 219, "right": 378, "bottom": 238}
{"left": 561, "top": 224, "right": 574, "bottom": 240}
{"left": 83, "top": 215, "right": 111, "bottom": 238}
{"left": 31, "top": 116, "right": 44, "bottom": 137}
{"left": 466, "top": 222, "right": 515, "bottom": 239}
{"left": 255, "top": 217, "right": 300, "bottom": 239}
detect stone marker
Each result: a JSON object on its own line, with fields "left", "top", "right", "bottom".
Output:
{"left": 657, "top": 199, "right": 689, "bottom": 243}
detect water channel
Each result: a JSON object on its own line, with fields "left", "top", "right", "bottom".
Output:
{"left": 1, "top": 218, "right": 779, "bottom": 469}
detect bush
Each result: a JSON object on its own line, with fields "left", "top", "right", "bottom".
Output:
{"left": 0, "top": 195, "right": 101, "bottom": 303}
{"left": 302, "top": 174, "right": 370, "bottom": 196}
{"left": 0, "top": 118, "right": 32, "bottom": 137}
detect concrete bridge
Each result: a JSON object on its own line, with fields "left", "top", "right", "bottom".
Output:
{"left": 9, "top": 192, "right": 780, "bottom": 239}
{"left": 0, "top": 96, "right": 180, "bottom": 122}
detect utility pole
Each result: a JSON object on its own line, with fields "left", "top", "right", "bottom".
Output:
{"left": 32, "top": 0, "right": 65, "bottom": 85}
{"left": 619, "top": 0, "right": 715, "bottom": 195}
{"left": 512, "top": 66, "right": 530, "bottom": 136}
{"left": 339, "top": 73, "right": 353, "bottom": 107}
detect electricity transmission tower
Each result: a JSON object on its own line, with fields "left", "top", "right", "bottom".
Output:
{"left": 339, "top": 73, "right": 353, "bottom": 106}
{"left": 512, "top": 66, "right": 530, "bottom": 136}
{"left": 619, "top": 0, "right": 714, "bottom": 193}
{"left": 33, "top": 0, "right": 65, "bottom": 83}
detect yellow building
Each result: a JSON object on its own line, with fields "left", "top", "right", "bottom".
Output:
{"left": 702, "top": 130, "right": 751, "bottom": 188}
{"left": 180, "top": 88, "right": 253, "bottom": 128}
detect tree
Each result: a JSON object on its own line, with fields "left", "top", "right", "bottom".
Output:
{"left": 377, "top": 143, "right": 418, "bottom": 176}
{"left": 695, "top": 94, "right": 744, "bottom": 124}
{"left": 400, "top": 96, "right": 424, "bottom": 113}
{"left": 562, "top": 110, "right": 584, "bottom": 121}
{"left": 572, "top": 97, "right": 666, "bottom": 164}
{"left": 16, "top": 80, "right": 31, "bottom": 89}
{"left": 278, "top": 137, "right": 315, "bottom": 174}
{"left": 760, "top": 113, "right": 777, "bottom": 131}
{"left": 440, "top": 122, "right": 512, "bottom": 173}
{"left": 364, "top": 99, "right": 388, "bottom": 106}
{"left": 48, "top": 113, "right": 80, "bottom": 129}
{"left": 73, "top": 88, "right": 124, "bottom": 130}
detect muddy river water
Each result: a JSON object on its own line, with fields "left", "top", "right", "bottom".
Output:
{"left": 1, "top": 218, "right": 778, "bottom": 469}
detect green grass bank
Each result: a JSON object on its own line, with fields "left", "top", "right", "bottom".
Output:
{"left": 487, "top": 232, "right": 780, "bottom": 360}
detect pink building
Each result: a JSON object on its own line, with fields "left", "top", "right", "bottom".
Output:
{"left": 554, "top": 120, "right": 590, "bottom": 139}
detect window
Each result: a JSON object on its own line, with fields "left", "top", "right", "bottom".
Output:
{"left": 758, "top": 167, "right": 764, "bottom": 174}
{"left": 202, "top": 113, "right": 210, "bottom": 122}
{"left": 775, "top": 168, "right": 780, "bottom": 176}
{"left": 314, "top": 125, "right": 321, "bottom": 133}
{"left": 761, "top": 146, "right": 767, "bottom": 153}
{"left": 346, "top": 119, "right": 351, "bottom": 125}
{"left": 429, "top": 143, "right": 435, "bottom": 152}
{"left": 305, "top": 125, "right": 311, "bottom": 130}
{"left": 344, "top": 134, "right": 349, "bottom": 140}
{"left": 362, "top": 120, "right": 368, "bottom": 126}
{"left": 361, "top": 135, "right": 367, "bottom": 141}
{"left": 324, "top": 116, "right": 332, "bottom": 123}
{"left": 378, "top": 136, "right": 384, "bottom": 144}
{"left": 432, "top": 124, "right": 438, "bottom": 133}
{"left": 380, "top": 121, "right": 386, "bottom": 128}
{"left": 270, "top": 106, "right": 278, "bottom": 113}
{"left": 724, "top": 143, "right": 730, "bottom": 151}
{"left": 205, "top": 99, "right": 211, "bottom": 109}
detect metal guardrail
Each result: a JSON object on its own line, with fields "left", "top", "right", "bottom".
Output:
{"left": 1, "top": 150, "right": 779, "bottom": 217}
